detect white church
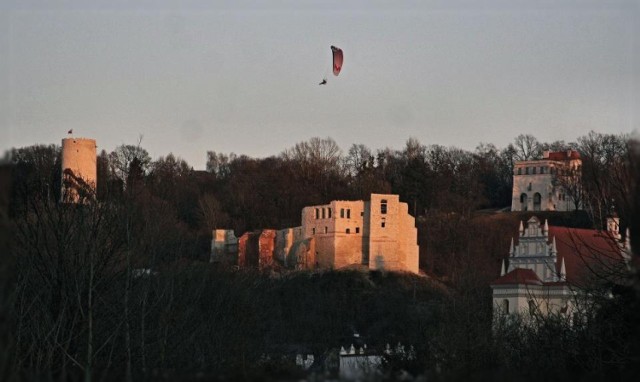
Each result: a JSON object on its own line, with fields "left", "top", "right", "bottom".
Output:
{"left": 491, "top": 216, "right": 630, "bottom": 318}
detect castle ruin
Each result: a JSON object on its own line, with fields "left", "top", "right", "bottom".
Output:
{"left": 211, "top": 194, "right": 419, "bottom": 274}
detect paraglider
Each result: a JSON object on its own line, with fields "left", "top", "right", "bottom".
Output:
{"left": 331, "top": 45, "right": 343, "bottom": 76}
{"left": 319, "top": 45, "right": 343, "bottom": 85}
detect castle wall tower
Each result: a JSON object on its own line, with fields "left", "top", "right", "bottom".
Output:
{"left": 61, "top": 138, "right": 97, "bottom": 202}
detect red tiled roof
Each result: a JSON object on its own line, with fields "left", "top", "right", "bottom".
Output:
{"left": 546, "top": 150, "right": 581, "bottom": 160}
{"left": 548, "top": 226, "right": 626, "bottom": 287}
{"left": 491, "top": 268, "right": 543, "bottom": 286}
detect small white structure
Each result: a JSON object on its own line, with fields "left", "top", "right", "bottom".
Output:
{"left": 492, "top": 216, "right": 630, "bottom": 318}
{"left": 339, "top": 344, "right": 382, "bottom": 380}
{"left": 511, "top": 150, "right": 582, "bottom": 212}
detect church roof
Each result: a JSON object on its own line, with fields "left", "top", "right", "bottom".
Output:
{"left": 491, "top": 268, "right": 543, "bottom": 286}
{"left": 548, "top": 226, "right": 626, "bottom": 287}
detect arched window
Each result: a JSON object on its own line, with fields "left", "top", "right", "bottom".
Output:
{"left": 520, "top": 193, "right": 528, "bottom": 211}
{"left": 533, "top": 193, "right": 541, "bottom": 211}
{"left": 528, "top": 300, "right": 536, "bottom": 316}
{"left": 502, "top": 299, "right": 509, "bottom": 314}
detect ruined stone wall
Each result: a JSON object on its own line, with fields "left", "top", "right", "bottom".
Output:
{"left": 237, "top": 230, "right": 277, "bottom": 269}
{"left": 258, "top": 230, "right": 277, "bottom": 267}
{"left": 367, "top": 194, "right": 418, "bottom": 273}
{"left": 275, "top": 227, "right": 304, "bottom": 267}
{"left": 331, "top": 200, "right": 366, "bottom": 268}
{"left": 61, "top": 138, "right": 97, "bottom": 202}
{"left": 210, "top": 229, "right": 238, "bottom": 264}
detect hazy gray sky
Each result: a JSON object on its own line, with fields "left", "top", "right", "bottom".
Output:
{"left": 1, "top": 0, "right": 638, "bottom": 169}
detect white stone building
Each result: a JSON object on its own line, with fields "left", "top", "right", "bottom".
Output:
{"left": 491, "top": 216, "right": 630, "bottom": 318}
{"left": 511, "top": 150, "right": 582, "bottom": 212}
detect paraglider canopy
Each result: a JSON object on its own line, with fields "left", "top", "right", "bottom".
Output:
{"left": 331, "top": 45, "right": 343, "bottom": 76}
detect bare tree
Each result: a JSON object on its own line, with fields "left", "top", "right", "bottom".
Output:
{"left": 109, "top": 143, "right": 151, "bottom": 183}
{"left": 512, "top": 134, "right": 542, "bottom": 161}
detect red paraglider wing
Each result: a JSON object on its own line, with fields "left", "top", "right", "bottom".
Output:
{"left": 331, "top": 45, "right": 343, "bottom": 76}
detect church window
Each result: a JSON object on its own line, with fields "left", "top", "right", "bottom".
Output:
{"left": 381, "top": 199, "right": 387, "bottom": 214}
{"left": 528, "top": 300, "right": 536, "bottom": 316}
{"left": 502, "top": 299, "right": 509, "bottom": 314}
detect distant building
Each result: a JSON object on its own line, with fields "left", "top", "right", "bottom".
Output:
{"left": 211, "top": 194, "right": 420, "bottom": 274}
{"left": 61, "top": 137, "right": 97, "bottom": 203}
{"left": 491, "top": 216, "right": 630, "bottom": 318}
{"left": 511, "top": 150, "right": 582, "bottom": 212}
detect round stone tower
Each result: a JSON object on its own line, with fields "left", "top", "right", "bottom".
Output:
{"left": 61, "top": 137, "right": 97, "bottom": 202}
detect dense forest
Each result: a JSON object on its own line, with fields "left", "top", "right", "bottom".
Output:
{"left": 0, "top": 131, "right": 638, "bottom": 381}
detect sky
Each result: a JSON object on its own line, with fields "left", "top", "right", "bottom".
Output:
{"left": 1, "top": 0, "right": 638, "bottom": 170}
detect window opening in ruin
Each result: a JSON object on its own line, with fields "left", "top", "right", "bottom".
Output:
{"left": 322, "top": 208, "right": 325, "bottom": 219}
{"left": 381, "top": 199, "right": 387, "bottom": 214}
{"left": 356, "top": 227, "right": 360, "bottom": 234}
{"left": 312, "top": 228, "right": 315, "bottom": 235}
{"left": 381, "top": 221, "right": 386, "bottom": 228}
{"left": 347, "top": 209, "right": 351, "bottom": 219}
{"left": 325, "top": 227, "right": 328, "bottom": 234}
{"left": 346, "top": 228, "right": 350, "bottom": 234}
{"left": 340, "top": 208, "right": 345, "bottom": 218}
{"left": 527, "top": 182, "right": 532, "bottom": 191}
{"left": 315, "top": 208, "right": 319, "bottom": 219}
{"left": 328, "top": 208, "right": 332, "bottom": 218}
